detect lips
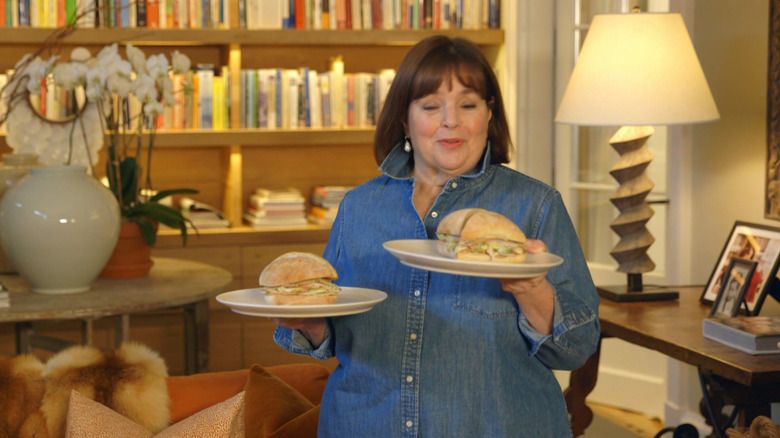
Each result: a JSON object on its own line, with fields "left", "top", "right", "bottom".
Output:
{"left": 439, "top": 138, "right": 464, "bottom": 148}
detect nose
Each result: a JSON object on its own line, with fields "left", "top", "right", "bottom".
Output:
{"left": 441, "top": 105, "right": 459, "bottom": 128}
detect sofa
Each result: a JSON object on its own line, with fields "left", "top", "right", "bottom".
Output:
{"left": 0, "top": 342, "right": 330, "bottom": 438}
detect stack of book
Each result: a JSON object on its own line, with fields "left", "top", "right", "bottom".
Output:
{"left": 0, "top": 286, "right": 8, "bottom": 308}
{"left": 244, "top": 188, "right": 308, "bottom": 228}
{"left": 180, "top": 197, "right": 232, "bottom": 229}
{"left": 702, "top": 315, "right": 780, "bottom": 355}
{"left": 308, "top": 185, "right": 353, "bottom": 225}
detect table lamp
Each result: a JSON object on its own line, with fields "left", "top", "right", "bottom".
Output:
{"left": 555, "top": 12, "right": 720, "bottom": 302}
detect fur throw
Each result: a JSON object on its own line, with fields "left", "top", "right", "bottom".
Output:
{"left": 0, "top": 343, "right": 169, "bottom": 438}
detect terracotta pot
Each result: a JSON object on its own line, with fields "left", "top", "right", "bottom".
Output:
{"left": 100, "top": 220, "right": 156, "bottom": 279}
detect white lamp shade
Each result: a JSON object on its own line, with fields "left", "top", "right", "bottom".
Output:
{"left": 555, "top": 13, "right": 720, "bottom": 126}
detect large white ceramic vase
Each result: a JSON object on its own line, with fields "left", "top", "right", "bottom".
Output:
{"left": 0, "top": 165, "right": 121, "bottom": 294}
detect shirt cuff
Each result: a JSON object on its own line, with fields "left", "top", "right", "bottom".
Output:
{"left": 517, "top": 292, "right": 564, "bottom": 354}
{"left": 289, "top": 326, "right": 333, "bottom": 360}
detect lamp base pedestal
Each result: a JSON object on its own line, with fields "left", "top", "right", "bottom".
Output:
{"left": 597, "top": 285, "right": 679, "bottom": 302}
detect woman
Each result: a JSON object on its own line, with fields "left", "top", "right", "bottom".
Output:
{"left": 272, "top": 36, "right": 600, "bottom": 437}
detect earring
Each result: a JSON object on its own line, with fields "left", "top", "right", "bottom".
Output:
{"left": 404, "top": 137, "right": 412, "bottom": 152}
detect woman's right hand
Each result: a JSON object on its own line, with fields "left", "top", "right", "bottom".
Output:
{"left": 268, "top": 317, "right": 328, "bottom": 348}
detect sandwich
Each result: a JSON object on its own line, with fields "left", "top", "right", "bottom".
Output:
{"left": 259, "top": 252, "right": 341, "bottom": 305}
{"left": 436, "top": 208, "right": 528, "bottom": 263}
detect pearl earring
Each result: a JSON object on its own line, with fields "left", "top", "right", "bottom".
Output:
{"left": 404, "top": 138, "right": 412, "bottom": 152}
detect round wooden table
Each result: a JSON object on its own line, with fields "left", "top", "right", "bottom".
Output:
{"left": 0, "top": 257, "right": 233, "bottom": 374}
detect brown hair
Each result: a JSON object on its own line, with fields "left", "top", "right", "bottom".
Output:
{"left": 373, "top": 36, "right": 512, "bottom": 165}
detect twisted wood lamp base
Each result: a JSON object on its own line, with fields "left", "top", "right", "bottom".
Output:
{"left": 597, "top": 126, "right": 678, "bottom": 302}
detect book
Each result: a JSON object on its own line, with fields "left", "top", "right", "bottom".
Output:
{"left": 244, "top": 213, "right": 309, "bottom": 228}
{"left": 180, "top": 197, "right": 232, "bottom": 229}
{"left": 196, "top": 64, "right": 214, "bottom": 129}
{"left": 702, "top": 315, "right": 780, "bottom": 355}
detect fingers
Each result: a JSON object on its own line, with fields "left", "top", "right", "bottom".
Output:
{"left": 526, "top": 238, "right": 548, "bottom": 254}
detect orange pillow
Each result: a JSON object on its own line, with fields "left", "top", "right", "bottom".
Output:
{"left": 167, "top": 369, "right": 249, "bottom": 423}
{"left": 261, "top": 363, "right": 330, "bottom": 405}
{"left": 167, "top": 364, "right": 331, "bottom": 424}
{"left": 243, "top": 364, "right": 321, "bottom": 438}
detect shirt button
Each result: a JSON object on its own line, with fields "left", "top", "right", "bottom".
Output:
{"left": 410, "top": 333, "right": 418, "bottom": 340}
{"left": 431, "top": 211, "right": 439, "bottom": 218}
{"left": 406, "top": 420, "right": 414, "bottom": 428}
{"left": 414, "top": 290, "right": 421, "bottom": 297}
{"left": 406, "top": 375, "right": 413, "bottom": 382}
{"left": 451, "top": 182, "right": 458, "bottom": 189}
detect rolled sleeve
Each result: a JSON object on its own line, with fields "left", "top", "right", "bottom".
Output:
{"left": 274, "top": 325, "right": 335, "bottom": 360}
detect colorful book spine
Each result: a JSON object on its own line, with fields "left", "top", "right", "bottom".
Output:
{"left": 197, "top": 65, "right": 214, "bottom": 129}
{"left": 135, "top": 0, "right": 147, "bottom": 26}
{"left": 18, "top": 0, "right": 30, "bottom": 25}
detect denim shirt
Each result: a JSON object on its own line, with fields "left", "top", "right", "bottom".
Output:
{"left": 275, "top": 144, "right": 600, "bottom": 437}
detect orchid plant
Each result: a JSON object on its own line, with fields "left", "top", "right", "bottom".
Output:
{"left": 1, "top": 41, "right": 198, "bottom": 246}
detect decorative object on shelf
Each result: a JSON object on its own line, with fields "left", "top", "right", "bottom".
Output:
{"left": 100, "top": 219, "right": 158, "bottom": 278}
{"left": 555, "top": 10, "right": 720, "bottom": 302}
{"left": 0, "top": 165, "right": 121, "bottom": 294}
{"left": 709, "top": 257, "right": 757, "bottom": 318}
{"left": 700, "top": 221, "right": 780, "bottom": 315}
{"left": 0, "top": 153, "right": 39, "bottom": 274}
{"left": 0, "top": 24, "right": 199, "bottom": 255}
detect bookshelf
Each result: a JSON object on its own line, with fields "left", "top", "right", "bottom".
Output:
{"left": 0, "top": 27, "right": 505, "bottom": 241}
{"left": 0, "top": 20, "right": 507, "bottom": 373}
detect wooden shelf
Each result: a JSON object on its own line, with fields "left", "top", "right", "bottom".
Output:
{"left": 156, "top": 224, "right": 332, "bottom": 248}
{"left": 0, "top": 127, "right": 376, "bottom": 148}
{"left": 152, "top": 127, "right": 375, "bottom": 147}
{"left": 0, "top": 27, "right": 504, "bottom": 46}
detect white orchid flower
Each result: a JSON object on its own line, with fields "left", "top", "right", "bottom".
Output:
{"left": 85, "top": 68, "right": 107, "bottom": 101}
{"left": 52, "top": 62, "right": 88, "bottom": 91}
{"left": 126, "top": 43, "right": 147, "bottom": 76}
{"left": 144, "top": 101, "right": 164, "bottom": 117}
{"left": 161, "top": 76, "right": 175, "bottom": 105}
{"left": 146, "top": 54, "right": 169, "bottom": 81}
{"left": 106, "top": 74, "right": 132, "bottom": 97}
{"left": 133, "top": 74, "right": 158, "bottom": 104}
{"left": 24, "top": 56, "right": 59, "bottom": 94}
{"left": 70, "top": 47, "right": 92, "bottom": 63}
{"left": 96, "top": 43, "right": 120, "bottom": 66}
{"left": 172, "top": 50, "right": 191, "bottom": 74}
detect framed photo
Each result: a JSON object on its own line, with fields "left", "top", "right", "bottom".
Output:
{"left": 700, "top": 221, "right": 780, "bottom": 315}
{"left": 710, "top": 258, "right": 757, "bottom": 318}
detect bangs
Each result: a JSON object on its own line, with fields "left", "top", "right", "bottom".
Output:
{"left": 408, "top": 55, "right": 488, "bottom": 101}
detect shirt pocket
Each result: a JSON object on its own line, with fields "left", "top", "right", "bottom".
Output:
{"left": 451, "top": 276, "right": 518, "bottom": 319}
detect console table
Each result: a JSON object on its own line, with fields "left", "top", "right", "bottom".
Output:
{"left": 0, "top": 257, "right": 232, "bottom": 375}
{"left": 565, "top": 285, "right": 780, "bottom": 436}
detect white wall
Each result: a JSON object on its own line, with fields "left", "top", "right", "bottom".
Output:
{"left": 666, "top": 0, "right": 780, "bottom": 429}
{"left": 691, "top": 3, "right": 771, "bottom": 284}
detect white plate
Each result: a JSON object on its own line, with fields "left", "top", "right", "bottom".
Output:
{"left": 383, "top": 239, "right": 564, "bottom": 278}
{"left": 216, "top": 287, "right": 388, "bottom": 318}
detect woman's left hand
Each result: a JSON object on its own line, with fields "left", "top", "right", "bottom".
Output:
{"left": 500, "top": 239, "right": 550, "bottom": 295}
{"left": 500, "top": 239, "right": 555, "bottom": 334}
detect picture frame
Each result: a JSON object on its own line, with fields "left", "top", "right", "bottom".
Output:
{"left": 700, "top": 221, "right": 780, "bottom": 315}
{"left": 710, "top": 257, "right": 757, "bottom": 318}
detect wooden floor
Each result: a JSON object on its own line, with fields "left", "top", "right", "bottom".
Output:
{"left": 584, "top": 402, "right": 665, "bottom": 438}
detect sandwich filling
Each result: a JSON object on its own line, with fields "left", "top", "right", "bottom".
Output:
{"left": 263, "top": 279, "right": 341, "bottom": 296}
{"left": 438, "top": 235, "right": 526, "bottom": 260}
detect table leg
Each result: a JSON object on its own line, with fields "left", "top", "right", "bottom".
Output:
{"left": 15, "top": 321, "right": 33, "bottom": 354}
{"left": 698, "top": 368, "right": 775, "bottom": 437}
{"left": 115, "top": 314, "right": 130, "bottom": 348}
{"left": 565, "top": 336, "right": 602, "bottom": 436}
{"left": 183, "top": 299, "right": 209, "bottom": 375}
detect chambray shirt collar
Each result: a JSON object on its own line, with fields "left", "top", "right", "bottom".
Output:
{"left": 379, "top": 142, "right": 490, "bottom": 181}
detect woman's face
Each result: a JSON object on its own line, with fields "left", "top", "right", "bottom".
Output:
{"left": 406, "top": 73, "right": 491, "bottom": 182}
